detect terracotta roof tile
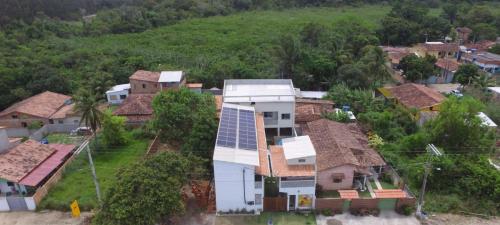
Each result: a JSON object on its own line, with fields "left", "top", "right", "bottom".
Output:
{"left": 295, "top": 99, "right": 334, "bottom": 124}
{"left": 303, "top": 119, "right": 386, "bottom": 171}
{"left": 339, "top": 190, "right": 360, "bottom": 199}
{"left": 0, "top": 91, "right": 71, "bottom": 119}
{"left": 129, "top": 70, "right": 160, "bottom": 82}
{"left": 419, "top": 43, "right": 459, "bottom": 52}
{"left": 0, "top": 140, "right": 55, "bottom": 182}
{"left": 269, "top": 145, "right": 315, "bottom": 177}
{"left": 214, "top": 95, "right": 223, "bottom": 118}
{"left": 464, "top": 40, "right": 496, "bottom": 51}
{"left": 255, "top": 113, "right": 270, "bottom": 176}
{"left": 186, "top": 83, "right": 203, "bottom": 88}
{"left": 435, "top": 58, "right": 460, "bottom": 72}
{"left": 385, "top": 84, "right": 445, "bottom": 109}
{"left": 374, "top": 189, "right": 408, "bottom": 198}
{"left": 50, "top": 103, "right": 77, "bottom": 119}
{"left": 114, "top": 94, "right": 155, "bottom": 122}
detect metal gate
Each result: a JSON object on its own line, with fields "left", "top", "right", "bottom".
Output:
{"left": 263, "top": 197, "right": 287, "bottom": 212}
{"left": 6, "top": 197, "right": 28, "bottom": 211}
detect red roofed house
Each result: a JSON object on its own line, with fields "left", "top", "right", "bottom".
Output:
{"left": 0, "top": 91, "right": 83, "bottom": 136}
{"left": 412, "top": 42, "right": 459, "bottom": 59}
{"left": 0, "top": 127, "right": 75, "bottom": 211}
{"left": 129, "top": 70, "right": 187, "bottom": 94}
{"left": 427, "top": 58, "right": 461, "bottom": 84}
{"left": 377, "top": 83, "right": 446, "bottom": 113}
{"left": 113, "top": 94, "right": 155, "bottom": 124}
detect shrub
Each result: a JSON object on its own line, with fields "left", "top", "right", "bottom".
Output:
{"left": 397, "top": 205, "right": 415, "bottom": 216}
{"left": 321, "top": 209, "right": 333, "bottom": 216}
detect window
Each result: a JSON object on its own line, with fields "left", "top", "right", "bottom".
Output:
{"left": 333, "top": 178, "right": 343, "bottom": 183}
{"left": 298, "top": 159, "right": 306, "bottom": 163}
{"left": 7, "top": 182, "right": 14, "bottom": 186}
{"left": 58, "top": 120, "right": 64, "bottom": 124}
{"left": 281, "top": 113, "right": 291, "bottom": 120}
{"left": 263, "top": 112, "right": 274, "bottom": 118}
{"left": 331, "top": 173, "right": 345, "bottom": 183}
{"left": 11, "top": 115, "right": 18, "bottom": 119}
{"left": 21, "top": 122, "right": 27, "bottom": 127}
{"left": 120, "top": 95, "right": 127, "bottom": 99}
{"left": 255, "top": 194, "right": 262, "bottom": 205}
{"left": 142, "top": 84, "right": 146, "bottom": 89}
{"left": 254, "top": 175, "right": 262, "bottom": 182}
{"left": 49, "top": 119, "right": 54, "bottom": 124}
{"left": 110, "top": 95, "right": 118, "bottom": 100}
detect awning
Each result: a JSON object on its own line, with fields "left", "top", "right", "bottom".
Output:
{"left": 338, "top": 190, "right": 359, "bottom": 199}
{"left": 374, "top": 189, "right": 407, "bottom": 199}
{"left": 19, "top": 144, "right": 74, "bottom": 187}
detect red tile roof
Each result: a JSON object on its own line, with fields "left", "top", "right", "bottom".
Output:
{"left": 186, "top": 83, "right": 203, "bottom": 88}
{"left": 464, "top": 40, "right": 496, "bottom": 51}
{"left": 114, "top": 94, "right": 155, "bottom": 123}
{"left": 374, "top": 189, "right": 408, "bottom": 198}
{"left": 255, "top": 113, "right": 270, "bottom": 176}
{"left": 0, "top": 91, "right": 71, "bottom": 119}
{"left": 385, "top": 84, "right": 445, "bottom": 109}
{"left": 0, "top": 140, "right": 55, "bottom": 182}
{"left": 49, "top": 103, "right": 77, "bottom": 119}
{"left": 295, "top": 98, "right": 334, "bottom": 124}
{"left": 129, "top": 70, "right": 160, "bottom": 82}
{"left": 269, "top": 145, "right": 315, "bottom": 177}
{"left": 19, "top": 144, "right": 74, "bottom": 186}
{"left": 303, "top": 119, "right": 386, "bottom": 171}
{"left": 339, "top": 190, "right": 360, "bottom": 199}
{"left": 435, "top": 58, "right": 460, "bottom": 72}
{"left": 419, "top": 43, "right": 459, "bottom": 52}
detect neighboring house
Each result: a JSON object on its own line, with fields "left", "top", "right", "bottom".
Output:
{"left": 106, "top": 83, "right": 131, "bottom": 104}
{"left": 269, "top": 136, "right": 316, "bottom": 211}
{"left": 129, "top": 70, "right": 161, "bottom": 94}
{"left": 213, "top": 104, "right": 270, "bottom": 213}
{"left": 0, "top": 91, "right": 79, "bottom": 134}
{"left": 377, "top": 83, "right": 446, "bottom": 113}
{"left": 463, "top": 40, "right": 496, "bottom": 52}
{"left": 381, "top": 46, "right": 413, "bottom": 68}
{"left": 113, "top": 94, "right": 155, "bottom": 124}
{"left": 456, "top": 27, "right": 472, "bottom": 45}
{"left": 460, "top": 51, "right": 500, "bottom": 75}
{"left": 158, "top": 71, "right": 186, "bottom": 90}
{"left": 412, "top": 42, "right": 459, "bottom": 59}
{"left": 488, "top": 87, "right": 500, "bottom": 102}
{"left": 0, "top": 127, "right": 75, "bottom": 211}
{"left": 426, "top": 58, "right": 460, "bottom": 84}
{"left": 303, "top": 119, "right": 386, "bottom": 190}
{"left": 295, "top": 99, "right": 334, "bottom": 126}
{"left": 186, "top": 83, "right": 203, "bottom": 93}
{"left": 223, "top": 79, "right": 296, "bottom": 136}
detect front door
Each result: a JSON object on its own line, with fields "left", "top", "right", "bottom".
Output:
{"left": 288, "top": 195, "right": 296, "bottom": 211}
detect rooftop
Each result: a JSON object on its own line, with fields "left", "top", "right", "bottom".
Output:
{"left": 223, "top": 79, "right": 295, "bottom": 103}
{"left": 462, "top": 51, "right": 500, "bottom": 65}
{"left": 113, "top": 94, "right": 155, "bottom": 122}
{"left": 213, "top": 104, "right": 259, "bottom": 166}
{"left": 435, "top": 58, "right": 460, "bottom": 72}
{"left": 0, "top": 91, "right": 72, "bottom": 119}
{"left": 282, "top": 136, "right": 316, "bottom": 160}
{"left": 488, "top": 87, "right": 500, "bottom": 94}
{"left": 106, "top": 83, "right": 131, "bottom": 94}
{"left": 295, "top": 99, "right": 334, "bottom": 124}
{"left": 418, "top": 42, "right": 459, "bottom": 52}
{"left": 159, "top": 71, "right": 184, "bottom": 83}
{"left": 269, "top": 145, "right": 315, "bottom": 177}
{"left": 186, "top": 83, "right": 203, "bottom": 88}
{"left": 295, "top": 90, "right": 328, "bottom": 99}
{"left": 303, "top": 119, "right": 386, "bottom": 171}
{"left": 255, "top": 113, "right": 270, "bottom": 176}
{"left": 381, "top": 83, "right": 445, "bottom": 109}
{"left": 129, "top": 70, "right": 160, "bottom": 82}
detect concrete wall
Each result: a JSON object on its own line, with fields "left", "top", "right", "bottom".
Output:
{"left": 236, "top": 102, "right": 295, "bottom": 134}
{"left": 106, "top": 90, "right": 129, "bottom": 104}
{"left": 5, "top": 128, "right": 31, "bottom": 137}
{"left": 315, "top": 198, "right": 345, "bottom": 211}
{"left": 317, "top": 165, "right": 355, "bottom": 190}
{"left": 130, "top": 79, "right": 159, "bottom": 94}
{"left": 24, "top": 197, "right": 36, "bottom": 211}
{"left": 287, "top": 156, "right": 315, "bottom": 165}
{"left": 0, "top": 197, "right": 9, "bottom": 211}
{"left": 213, "top": 161, "right": 258, "bottom": 212}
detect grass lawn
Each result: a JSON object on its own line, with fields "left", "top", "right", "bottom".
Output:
{"left": 216, "top": 212, "right": 316, "bottom": 225}
{"left": 358, "top": 189, "right": 372, "bottom": 198}
{"left": 45, "top": 133, "right": 85, "bottom": 145}
{"left": 39, "top": 132, "right": 149, "bottom": 211}
{"left": 317, "top": 190, "right": 340, "bottom": 198}
{"left": 379, "top": 181, "right": 398, "bottom": 189}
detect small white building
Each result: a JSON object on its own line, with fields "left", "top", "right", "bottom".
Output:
{"left": 223, "top": 79, "right": 296, "bottom": 136}
{"left": 158, "top": 71, "right": 186, "bottom": 90}
{"left": 106, "top": 83, "right": 131, "bottom": 104}
{"left": 478, "top": 112, "right": 497, "bottom": 128}
{"left": 295, "top": 89, "right": 328, "bottom": 99}
{"left": 213, "top": 103, "right": 270, "bottom": 213}
{"left": 270, "top": 136, "right": 316, "bottom": 211}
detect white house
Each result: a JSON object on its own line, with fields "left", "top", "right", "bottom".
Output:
{"left": 270, "top": 136, "right": 316, "bottom": 211}
{"left": 106, "top": 83, "right": 131, "bottom": 104}
{"left": 223, "top": 79, "right": 296, "bottom": 136}
{"left": 213, "top": 103, "right": 270, "bottom": 213}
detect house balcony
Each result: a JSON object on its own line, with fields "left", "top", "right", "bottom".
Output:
{"left": 280, "top": 180, "right": 315, "bottom": 188}
{"left": 264, "top": 118, "right": 278, "bottom": 125}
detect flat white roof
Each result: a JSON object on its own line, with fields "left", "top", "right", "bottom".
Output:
{"left": 223, "top": 79, "right": 295, "bottom": 103}
{"left": 488, "top": 87, "right": 500, "bottom": 94}
{"left": 478, "top": 112, "right": 497, "bottom": 128}
{"left": 282, "top": 135, "right": 316, "bottom": 160}
{"left": 213, "top": 103, "right": 259, "bottom": 166}
{"left": 297, "top": 90, "right": 328, "bottom": 99}
{"left": 159, "top": 71, "right": 183, "bottom": 83}
{"left": 106, "top": 83, "right": 130, "bottom": 94}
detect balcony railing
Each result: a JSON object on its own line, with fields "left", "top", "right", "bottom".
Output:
{"left": 263, "top": 118, "right": 278, "bottom": 125}
{"left": 280, "top": 180, "right": 315, "bottom": 188}
{"left": 255, "top": 181, "right": 263, "bottom": 189}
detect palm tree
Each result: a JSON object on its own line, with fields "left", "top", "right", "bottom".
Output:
{"left": 73, "top": 88, "right": 104, "bottom": 149}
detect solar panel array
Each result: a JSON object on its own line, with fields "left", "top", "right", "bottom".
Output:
{"left": 238, "top": 109, "right": 257, "bottom": 150}
{"left": 216, "top": 107, "right": 257, "bottom": 151}
{"left": 216, "top": 107, "right": 237, "bottom": 148}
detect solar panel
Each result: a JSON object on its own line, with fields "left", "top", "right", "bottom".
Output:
{"left": 216, "top": 107, "right": 238, "bottom": 148}
{"left": 238, "top": 110, "right": 257, "bottom": 150}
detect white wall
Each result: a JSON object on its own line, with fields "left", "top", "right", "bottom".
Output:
{"left": 237, "top": 102, "right": 295, "bottom": 129}
{"left": 106, "top": 90, "right": 129, "bottom": 104}
{"left": 24, "top": 197, "right": 36, "bottom": 211}
{"left": 214, "top": 161, "right": 258, "bottom": 212}
{"left": 287, "top": 156, "right": 316, "bottom": 165}
{"left": 278, "top": 177, "right": 316, "bottom": 210}
{"left": 0, "top": 197, "right": 9, "bottom": 211}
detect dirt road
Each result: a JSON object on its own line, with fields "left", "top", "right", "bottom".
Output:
{"left": 424, "top": 213, "right": 500, "bottom": 225}
{"left": 0, "top": 211, "right": 91, "bottom": 225}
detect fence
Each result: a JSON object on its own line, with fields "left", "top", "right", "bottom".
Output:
{"left": 30, "top": 124, "right": 80, "bottom": 141}
{"left": 315, "top": 198, "right": 344, "bottom": 211}
{"left": 315, "top": 197, "right": 416, "bottom": 212}
{"left": 263, "top": 197, "right": 287, "bottom": 212}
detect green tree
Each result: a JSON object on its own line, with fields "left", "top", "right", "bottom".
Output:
{"left": 101, "top": 110, "right": 128, "bottom": 146}
{"left": 489, "top": 44, "right": 500, "bottom": 54}
{"left": 358, "top": 45, "right": 390, "bottom": 87}
{"left": 93, "top": 152, "right": 206, "bottom": 225}
{"left": 471, "top": 23, "right": 498, "bottom": 41}
{"left": 399, "top": 54, "right": 437, "bottom": 82}
{"left": 442, "top": 3, "right": 458, "bottom": 24}
{"left": 455, "top": 64, "right": 480, "bottom": 86}
{"left": 325, "top": 83, "right": 384, "bottom": 114}
{"left": 276, "top": 33, "right": 301, "bottom": 79}
{"left": 324, "top": 110, "right": 350, "bottom": 123}
{"left": 73, "top": 88, "right": 104, "bottom": 148}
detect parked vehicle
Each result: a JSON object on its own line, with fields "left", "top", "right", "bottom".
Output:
{"left": 70, "top": 127, "right": 92, "bottom": 136}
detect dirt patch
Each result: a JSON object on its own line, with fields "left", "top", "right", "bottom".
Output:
{"left": 0, "top": 211, "right": 92, "bottom": 225}
{"left": 424, "top": 213, "right": 500, "bottom": 225}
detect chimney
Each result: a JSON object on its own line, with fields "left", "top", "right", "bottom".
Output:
{"left": 0, "top": 126, "right": 10, "bottom": 153}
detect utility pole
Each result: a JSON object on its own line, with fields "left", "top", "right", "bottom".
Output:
{"left": 86, "top": 144, "right": 102, "bottom": 203}
{"left": 416, "top": 144, "right": 442, "bottom": 219}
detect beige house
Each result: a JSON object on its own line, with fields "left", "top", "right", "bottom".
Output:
{"left": 303, "top": 119, "right": 386, "bottom": 190}
{"left": 412, "top": 42, "right": 459, "bottom": 59}
{"left": 129, "top": 70, "right": 187, "bottom": 94}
